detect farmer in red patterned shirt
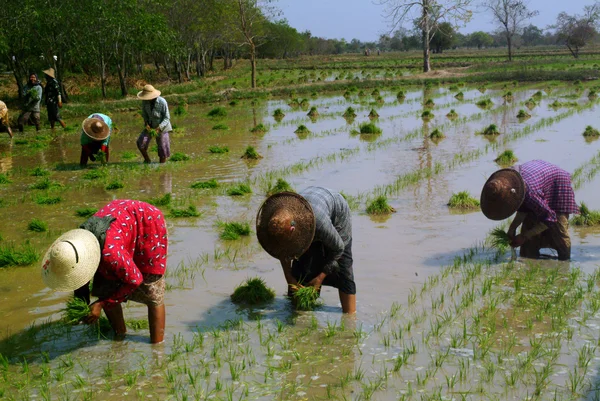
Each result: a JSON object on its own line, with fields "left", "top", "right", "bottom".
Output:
{"left": 41, "top": 200, "right": 168, "bottom": 343}
{"left": 481, "top": 160, "right": 579, "bottom": 260}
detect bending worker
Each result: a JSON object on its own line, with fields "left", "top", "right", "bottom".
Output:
{"left": 80, "top": 113, "right": 112, "bottom": 167}
{"left": 256, "top": 187, "right": 356, "bottom": 313}
{"left": 481, "top": 160, "right": 579, "bottom": 260}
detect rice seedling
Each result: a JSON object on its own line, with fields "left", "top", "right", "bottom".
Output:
{"left": 424, "top": 99, "right": 435, "bottom": 108}
{"left": 525, "top": 98, "right": 537, "bottom": 109}
{"left": 307, "top": 107, "right": 319, "bottom": 117}
{"left": 550, "top": 100, "right": 578, "bottom": 108}
{"left": 170, "top": 152, "right": 190, "bottom": 162}
{"left": 30, "top": 167, "right": 50, "bottom": 177}
{"left": 588, "top": 89, "right": 597, "bottom": 99}
{"left": 28, "top": 218, "right": 48, "bottom": 232}
{"left": 371, "top": 89, "right": 380, "bottom": 97}
{"left": 503, "top": 91, "right": 513, "bottom": 100}
{"left": 219, "top": 221, "right": 251, "bottom": 240}
{"left": 191, "top": 179, "right": 218, "bottom": 189}
{"left": 82, "top": 169, "right": 106, "bottom": 180}
{"left": 476, "top": 98, "right": 494, "bottom": 109}
{"left": 0, "top": 174, "right": 12, "bottom": 184}
{"left": 105, "top": 181, "right": 124, "bottom": 190}
{"left": 533, "top": 91, "right": 543, "bottom": 100}
{"left": 14, "top": 139, "right": 28, "bottom": 145}
{"left": 300, "top": 98, "right": 309, "bottom": 107}
{"left": 35, "top": 195, "right": 62, "bottom": 205}
{"left": 120, "top": 151, "right": 137, "bottom": 160}
{"left": 266, "top": 178, "right": 294, "bottom": 196}
{"left": 62, "top": 297, "right": 92, "bottom": 324}
{"left": 207, "top": 107, "right": 227, "bottom": 118}
{"left": 489, "top": 228, "right": 511, "bottom": 249}
{"left": 241, "top": 146, "right": 263, "bottom": 160}
{"left": 227, "top": 183, "right": 252, "bottom": 196}
{"left": 29, "top": 178, "right": 62, "bottom": 190}
{"left": 495, "top": 150, "right": 518, "bottom": 165}
{"left": 366, "top": 196, "right": 396, "bottom": 215}
{"left": 446, "top": 109, "right": 458, "bottom": 119}
{"left": 421, "top": 110, "right": 434, "bottom": 120}
{"left": 583, "top": 126, "right": 600, "bottom": 137}
{"left": 147, "top": 192, "right": 172, "bottom": 206}
{"left": 368, "top": 109, "right": 379, "bottom": 119}
{"left": 479, "top": 124, "right": 500, "bottom": 136}
{"left": 343, "top": 107, "right": 357, "bottom": 118}
{"left": 212, "top": 123, "right": 229, "bottom": 130}
{"left": 454, "top": 91, "right": 464, "bottom": 100}
{"left": 250, "top": 123, "right": 268, "bottom": 133}
{"left": 571, "top": 202, "right": 600, "bottom": 226}
{"left": 397, "top": 90, "right": 406, "bottom": 100}
{"left": 429, "top": 129, "right": 445, "bottom": 140}
{"left": 173, "top": 103, "right": 187, "bottom": 116}
{"left": 169, "top": 205, "right": 201, "bottom": 218}
{"left": 447, "top": 191, "right": 480, "bottom": 209}
{"left": 144, "top": 128, "right": 158, "bottom": 138}
{"left": 229, "top": 100, "right": 238, "bottom": 106}
{"left": 359, "top": 122, "right": 382, "bottom": 134}
{"left": 295, "top": 125, "right": 311, "bottom": 135}
{"left": 127, "top": 319, "right": 149, "bottom": 330}
{"left": 0, "top": 242, "right": 39, "bottom": 267}
{"left": 291, "top": 286, "right": 322, "bottom": 311}
{"left": 273, "top": 108, "right": 285, "bottom": 121}
{"left": 231, "top": 277, "right": 275, "bottom": 305}
{"left": 517, "top": 109, "right": 531, "bottom": 119}
{"left": 208, "top": 145, "right": 229, "bottom": 154}
{"left": 75, "top": 207, "right": 98, "bottom": 218}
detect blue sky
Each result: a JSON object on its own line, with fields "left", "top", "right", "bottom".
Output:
{"left": 277, "top": 0, "right": 593, "bottom": 42}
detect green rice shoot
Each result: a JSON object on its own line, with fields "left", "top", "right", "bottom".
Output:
{"left": 209, "top": 145, "right": 229, "bottom": 154}
{"left": 227, "top": 184, "right": 252, "bottom": 196}
{"left": 366, "top": 196, "right": 396, "bottom": 215}
{"left": 241, "top": 146, "right": 262, "bottom": 160}
{"left": 35, "top": 195, "right": 62, "bottom": 205}
{"left": 191, "top": 179, "right": 219, "bottom": 189}
{"left": 447, "top": 191, "right": 480, "bottom": 210}
{"left": 429, "top": 129, "right": 445, "bottom": 140}
{"left": 170, "top": 152, "right": 190, "bottom": 162}
{"left": 273, "top": 108, "right": 285, "bottom": 119}
{"left": 126, "top": 319, "right": 149, "bottom": 330}
{"left": 495, "top": 150, "right": 517, "bottom": 165}
{"left": 489, "top": 228, "right": 511, "bottom": 249}
{"left": 446, "top": 109, "right": 458, "bottom": 118}
{"left": 424, "top": 99, "right": 435, "bottom": 108}
{"left": 583, "top": 126, "right": 600, "bottom": 137}
{"left": 343, "top": 107, "right": 357, "bottom": 118}
{"left": 454, "top": 92, "right": 464, "bottom": 100}
{"left": 0, "top": 174, "right": 12, "bottom": 184}
{"left": 307, "top": 107, "right": 319, "bottom": 117}
{"left": 207, "top": 107, "right": 227, "bottom": 118}
{"left": 359, "top": 122, "right": 382, "bottom": 134}
{"left": 476, "top": 98, "right": 494, "bottom": 108}
{"left": 0, "top": 242, "right": 39, "bottom": 267}
{"left": 219, "top": 221, "right": 251, "bottom": 240}
{"left": 480, "top": 124, "right": 500, "bottom": 136}
{"left": 147, "top": 193, "right": 172, "bottom": 206}
{"left": 75, "top": 207, "right": 98, "bottom": 218}
{"left": 291, "top": 286, "right": 322, "bottom": 311}
{"left": 105, "top": 181, "right": 124, "bottom": 190}
{"left": 231, "top": 277, "right": 275, "bottom": 305}
{"left": 517, "top": 109, "right": 531, "bottom": 119}
{"left": 571, "top": 202, "right": 600, "bottom": 226}
{"left": 295, "top": 125, "right": 311, "bottom": 135}
{"left": 169, "top": 205, "right": 201, "bottom": 218}
{"left": 28, "top": 219, "right": 48, "bottom": 232}
{"left": 266, "top": 178, "right": 294, "bottom": 196}
{"left": 212, "top": 123, "right": 229, "bottom": 130}
{"left": 250, "top": 124, "right": 268, "bottom": 133}
{"left": 368, "top": 109, "right": 379, "bottom": 118}
{"left": 30, "top": 167, "right": 50, "bottom": 177}
{"left": 421, "top": 110, "right": 434, "bottom": 119}
{"left": 29, "top": 178, "right": 62, "bottom": 190}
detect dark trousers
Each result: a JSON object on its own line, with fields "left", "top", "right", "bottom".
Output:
{"left": 520, "top": 213, "right": 571, "bottom": 261}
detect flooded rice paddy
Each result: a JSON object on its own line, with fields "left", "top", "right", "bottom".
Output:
{"left": 2, "top": 82, "right": 600, "bottom": 400}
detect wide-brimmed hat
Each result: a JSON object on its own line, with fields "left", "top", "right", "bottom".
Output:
{"left": 82, "top": 117, "right": 110, "bottom": 140}
{"left": 137, "top": 84, "right": 161, "bottom": 100}
{"left": 43, "top": 68, "right": 55, "bottom": 79}
{"left": 256, "top": 192, "right": 316, "bottom": 260}
{"left": 41, "top": 229, "right": 101, "bottom": 291}
{"left": 480, "top": 168, "right": 526, "bottom": 220}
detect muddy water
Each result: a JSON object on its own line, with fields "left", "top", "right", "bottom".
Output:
{"left": 1, "top": 85, "right": 600, "bottom": 400}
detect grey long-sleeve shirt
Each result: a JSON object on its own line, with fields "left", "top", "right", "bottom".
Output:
{"left": 141, "top": 96, "right": 172, "bottom": 132}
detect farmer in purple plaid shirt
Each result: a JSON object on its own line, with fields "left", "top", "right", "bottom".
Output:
{"left": 481, "top": 160, "right": 579, "bottom": 260}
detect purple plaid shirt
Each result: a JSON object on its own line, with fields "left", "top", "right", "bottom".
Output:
{"left": 516, "top": 160, "right": 579, "bottom": 224}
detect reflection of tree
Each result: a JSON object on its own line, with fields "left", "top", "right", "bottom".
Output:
{"left": 415, "top": 87, "right": 433, "bottom": 204}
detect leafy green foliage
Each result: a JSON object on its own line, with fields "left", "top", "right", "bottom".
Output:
{"left": 28, "top": 219, "right": 48, "bottom": 232}
{"left": 366, "top": 196, "right": 396, "bottom": 215}
{"left": 231, "top": 277, "right": 275, "bottom": 305}
{"left": 191, "top": 179, "right": 219, "bottom": 189}
{"left": 219, "top": 221, "right": 251, "bottom": 240}
{"left": 447, "top": 191, "right": 480, "bottom": 209}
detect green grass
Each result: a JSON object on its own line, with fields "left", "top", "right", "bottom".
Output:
{"left": 105, "top": 181, "right": 124, "bottom": 190}
{"left": 231, "top": 277, "right": 276, "bottom": 305}
{"left": 368, "top": 109, "right": 379, "bottom": 118}
{"left": 29, "top": 178, "right": 62, "bottom": 190}
{"left": 229, "top": 100, "right": 238, "bottom": 106}
{"left": 571, "top": 202, "right": 600, "bottom": 226}
{"left": 0, "top": 242, "right": 39, "bottom": 268}
{"left": 307, "top": 106, "right": 319, "bottom": 117}
{"left": 495, "top": 150, "right": 518, "bottom": 165}
{"left": 0, "top": 174, "right": 12, "bottom": 184}
{"left": 517, "top": 109, "right": 531, "bottom": 119}
{"left": 120, "top": 151, "right": 137, "bottom": 160}
{"left": 295, "top": 125, "right": 311, "bottom": 135}
{"left": 35, "top": 195, "right": 62, "bottom": 205}
{"left": 343, "top": 107, "right": 357, "bottom": 118}
{"left": 82, "top": 169, "right": 106, "bottom": 180}
{"left": 241, "top": 146, "right": 262, "bottom": 160}
{"left": 476, "top": 98, "right": 494, "bottom": 108}
{"left": 227, "top": 184, "right": 252, "bottom": 196}
{"left": 147, "top": 193, "right": 172, "bottom": 206}
{"left": 28, "top": 218, "right": 48, "bottom": 232}
{"left": 480, "top": 124, "right": 500, "bottom": 136}
{"left": 429, "top": 129, "right": 445, "bottom": 140}
{"left": 191, "top": 179, "right": 218, "bottom": 189}
{"left": 421, "top": 110, "right": 434, "bottom": 120}
{"left": 583, "top": 126, "right": 600, "bottom": 137}
{"left": 30, "top": 167, "right": 50, "bottom": 177}
{"left": 208, "top": 145, "right": 229, "bottom": 154}
{"left": 446, "top": 109, "right": 458, "bottom": 118}
{"left": 489, "top": 228, "right": 511, "bottom": 249}
{"left": 212, "top": 123, "right": 229, "bottom": 130}
{"left": 366, "top": 196, "right": 396, "bottom": 215}
{"left": 14, "top": 139, "right": 28, "bottom": 145}
{"left": 75, "top": 207, "right": 98, "bottom": 218}
{"left": 170, "top": 152, "right": 190, "bottom": 162}
{"left": 169, "top": 205, "right": 201, "bottom": 218}
{"left": 207, "top": 107, "right": 227, "bottom": 118}
{"left": 219, "top": 221, "right": 251, "bottom": 240}
{"left": 250, "top": 123, "right": 268, "bottom": 133}
{"left": 266, "top": 178, "right": 294, "bottom": 196}
{"left": 291, "top": 286, "right": 322, "bottom": 311}
{"left": 358, "top": 122, "right": 382, "bottom": 134}
{"left": 447, "top": 191, "right": 480, "bottom": 209}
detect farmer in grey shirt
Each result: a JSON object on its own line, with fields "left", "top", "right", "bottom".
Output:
{"left": 256, "top": 186, "right": 356, "bottom": 313}
{"left": 136, "top": 84, "right": 172, "bottom": 163}
{"left": 17, "top": 72, "right": 43, "bottom": 132}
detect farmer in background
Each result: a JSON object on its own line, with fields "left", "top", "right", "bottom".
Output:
{"left": 43, "top": 68, "right": 66, "bottom": 129}
{"left": 481, "top": 160, "right": 579, "bottom": 260}
{"left": 41, "top": 199, "right": 168, "bottom": 344}
{"left": 80, "top": 113, "right": 112, "bottom": 167}
{"left": 17, "top": 72, "right": 43, "bottom": 132}
{"left": 256, "top": 187, "right": 356, "bottom": 313}
{"left": 0, "top": 101, "right": 13, "bottom": 138}
{"left": 136, "top": 84, "right": 171, "bottom": 163}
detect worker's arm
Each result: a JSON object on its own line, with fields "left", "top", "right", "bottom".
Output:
{"left": 279, "top": 258, "right": 299, "bottom": 288}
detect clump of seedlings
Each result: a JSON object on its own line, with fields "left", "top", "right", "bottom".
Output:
{"left": 75, "top": 207, "right": 98, "bottom": 218}
{"left": 368, "top": 109, "right": 379, "bottom": 119}
{"left": 396, "top": 90, "right": 406, "bottom": 100}
{"left": 144, "top": 127, "right": 158, "bottom": 138}
{"left": 366, "top": 196, "right": 396, "bottom": 215}
{"left": 295, "top": 125, "right": 311, "bottom": 136}
{"left": 227, "top": 183, "right": 252, "bottom": 196}
{"left": 147, "top": 193, "right": 172, "bottom": 206}
{"left": 250, "top": 123, "right": 268, "bottom": 133}
{"left": 82, "top": 169, "right": 106, "bottom": 180}
{"left": 169, "top": 205, "right": 201, "bottom": 218}
{"left": 446, "top": 109, "right": 458, "bottom": 119}
{"left": 476, "top": 98, "right": 494, "bottom": 108}
{"left": 35, "top": 195, "right": 62, "bottom": 205}
{"left": 517, "top": 109, "right": 531, "bottom": 119}
{"left": 0, "top": 242, "right": 39, "bottom": 267}
{"left": 105, "top": 181, "right": 124, "bottom": 190}
{"left": 495, "top": 150, "right": 518, "bottom": 165}
{"left": 343, "top": 107, "right": 357, "bottom": 118}
{"left": 29, "top": 178, "right": 62, "bottom": 190}
{"left": 273, "top": 108, "right": 285, "bottom": 120}
{"left": 291, "top": 286, "right": 322, "bottom": 311}
{"left": 424, "top": 98, "right": 435, "bottom": 108}
{"left": 525, "top": 98, "right": 537, "bottom": 109}
{"left": 0, "top": 173, "right": 12, "bottom": 184}
{"left": 375, "top": 96, "right": 385, "bottom": 104}
{"left": 212, "top": 123, "right": 229, "bottom": 130}
{"left": 447, "top": 191, "right": 480, "bottom": 209}
{"left": 489, "top": 228, "right": 511, "bottom": 249}
{"left": 454, "top": 91, "right": 464, "bottom": 100}
{"left": 266, "top": 178, "right": 294, "bottom": 196}
{"left": 207, "top": 107, "right": 227, "bottom": 118}
{"left": 209, "top": 145, "right": 229, "bottom": 154}
{"left": 532, "top": 90, "right": 544, "bottom": 100}
{"left": 219, "top": 221, "right": 251, "bottom": 240}
{"left": 30, "top": 167, "right": 50, "bottom": 177}
{"left": 429, "top": 129, "right": 445, "bottom": 140}
{"left": 421, "top": 110, "right": 434, "bottom": 120}
{"left": 229, "top": 100, "right": 238, "bottom": 106}
{"left": 479, "top": 124, "right": 500, "bottom": 136}
{"left": 502, "top": 91, "right": 514, "bottom": 101}
{"left": 173, "top": 104, "right": 187, "bottom": 116}
{"left": 231, "top": 277, "right": 275, "bottom": 305}
{"left": 127, "top": 319, "right": 149, "bottom": 330}
{"left": 371, "top": 89, "right": 380, "bottom": 97}
{"left": 300, "top": 98, "right": 309, "bottom": 108}
{"left": 191, "top": 179, "right": 219, "bottom": 189}
{"left": 62, "top": 297, "right": 112, "bottom": 335}
{"left": 588, "top": 89, "right": 597, "bottom": 99}
{"left": 121, "top": 151, "right": 137, "bottom": 160}
{"left": 307, "top": 106, "right": 319, "bottom": 118}
{"left": 241, "top": 146, "right": 263, "bottom": 160}
{"left": 170, "top": 152, "right": 190, "bottom": 162}
{"left": 571, "top": 202, "right": 600, "bottom": 226}
{"left": 28, "top": 218, "right": 48, "bottom": 232}
{"left": 358, "top": 122, "right": 382, "bottom": 135}
{"left": 583, "top": 126, "right": 600, "bottom": 137}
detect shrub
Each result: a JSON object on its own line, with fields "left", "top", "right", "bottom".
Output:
{"left": 28, "top": 218, "right": 48, "bottom": 232}
{"left": 446, "top": 109, "right": 458, "bottom": 118}
{"left": 75, "top": 207, "right": 98, "bottom": 218}
{"left": 583, "top": 126, "right": 600, "bottom": 137}
{"left": 343, "top": 107, "right": 357, "bottom": 118}
{"left": 219, "top": 221, "right": 251, "bottom": 240}
{"left": 250, "top": 123, "right": 268, "bottom": 133}
{"left": 30, "top": 167, "right": 50, "bottom": 177}
{"left": 170, "top": 152, "right": 190, "bottom": 162}
{"left": 295, "top": 125, "right": 311, "bottom": 135}
{"left": 227, "top": 184, "right": 252, "bottom": 196}
{"left": 447, "top": 191, "right": 480, "bottom": 209}
{"left": 266, "top": 178, "right": 294, "bottom": 196}
{"left": 191, "top": 179, "right": 218, "bottom": 189}
{"left": 421, "top": 110, "right": 434, "bottom": 120}
{"left": 517, "top": 109, "right": 531, "bottom": 119}
{"left": 147, "top": 193, "right": 172, "bottom": 206}
{"left": 169, "top": 205, "right": 201, "bottom": 218}
{"left": 495, "top": 150, "right": 517, "bottom": 165}
{"left": 207, "top": 107, "right": 227, "bottom": 118}
{"left": 241, "top": 146, "right": 262, "bottom": 160}
{"left": 571, "top": 202, "right": 600, "bottom": 226}
{"left": 291, "top": 286, "right": 322, "bottom": 311}
{"left": 366, "top": 196, "right": 396, "bottom": 215}
{"left": 209, "top": 145, "right": 229, "bottom": 154}
{"left": 212, "top": 124, "right": 229, "bottom": 131}
{"left": 359, "top": 122, "right": 382, "bottom": 134}
{"left": 429, "top": 129, "right": 445, "bottom": 140}
{"left": 368, "top": 109, "right": 379, "bottom": 118}
{"left": 231, "top": 277, "right": 275, "bottom": 305}
{"left": 480, "top": 124, "right": 500, "bottom": 136}
{"left": 0, "top": 242, "right": 39, "bottom": 268}
{"left": 106, "top": 181, "right": 124, "bottom": 190}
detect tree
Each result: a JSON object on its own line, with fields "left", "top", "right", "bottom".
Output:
{"left": 554, "top": 3, "right": 600, "bottom": 58}
{"left": 485, "top": 0, "right": 538, "bottom": 61}
{"left": 430, "top": 22, "right": 456, "bottom": 53}
{"left": 467, "top": 31, "right": 494, "bottom": 48}
{"left": 377, "top": 0, "right": 473, "bottom": 72}
{"left": 521, "top": 24, "right": 543, "bottom": 46}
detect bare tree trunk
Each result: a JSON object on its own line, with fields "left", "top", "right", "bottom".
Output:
{"left": 117, "top": 52, "right": 128, "bottom": 97}
{"left": 250, "top": 43, "right": 257, "bottom": 88}
{"left": 174, "top": 59, "right": 182, "bottom": 83}
{"left": 185, "top": 53, "right": 191, "bottom": 81}
{"left": 100, "top": 54, "right": 107, "bottom": 99}
{"left": 209, "top": 50, "right": 215, "bottom": 71}
{"left": 163, "top": 56, "right": 172, "bottom": 79}
{"left": 8, "top": 57, "right": 24, "bottom": 100}
{"left": 507, "top": 34, "right": 513, "bottom": 61}
{"left": 55, "top": 53, "right": 70, "bottom": 103}
{"left": 422, "top": 1, "right": 431, "bottom": 72}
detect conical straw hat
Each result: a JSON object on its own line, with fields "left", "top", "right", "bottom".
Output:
{"left": 43, "top": 68, "right": 56, "bottom": 79}
{"left": 480, "top": 168, "right": 526, "bottom": 220}
{"left": 137, "top": 84, "right": 161, "bottom": 100}
{"left": 82, "top": 117, "right": 110, "bottom": 141}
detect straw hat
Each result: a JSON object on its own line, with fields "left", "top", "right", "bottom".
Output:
{"left": 43, "top": 68, "right": 55, "bottom": 79}
{"left": 137, "top": 84, "right": 161, "bottom": 100}
{"left": 41, "top": 229, "right": 101, "bottom": 291}
{"left": 480, "top": 168, "right": 526, "bottom": 221}
{"left": 256, "top": 192, "right": 316, "bottom": 260}
{"left": 82, "top": 117, "right": 110, "bottom": 141}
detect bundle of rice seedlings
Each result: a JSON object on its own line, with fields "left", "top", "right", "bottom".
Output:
{"left": 358, "top": 90, "right": 366, "bottom": 97}
{"left": 421, "top": 110, "right": 434, "bottom": 120}
{"left": 229, "top": 100, "right": 238, "bottom": 106}
{"left": 231, "top": 277, "right": 275, "bottom": 305}
{"left": 227, "top": 184, "right": 252, "bottom": 196}
{"left": 28, "top": 219, "right": 48, "bottom": 232}
{"left": 212, "top": 124, "right": 229, "bottom": 131}
{"left": 307, "top": 107, "right": 319, "bottom": 117}
{"left": 291, "top": 286, "right": 322, "bottom": 311}
{"left": 571, "top": 202, "right": 600, "bottom": 226}
{"left": 14, "top": 139, "right": 29, "bottom": 145}
{"left": 191, "top": 179, "right": 218, "bottom": 189}
{"left": 532, "top": 91, "right": 543, "bottom": 100}
{"left": 62, "top": 297, "right": 112, "bottom": 336}
{"left": 170, "top": 152, "right": 190, "bottom": 162}
{"left": 169, "top": 205, "right": 201, "bottom": 218}
{"left": 359, "top": 122, "right": 382, "bottom": 134}
{"left": 295, "top": 125, "right": 311, "bottom": 136}
{"left": 241, "top": 146, "right": 263, "bottom": 160}
{"left": 288, "top": 98, "right": 300, "bottom": 107}
{"left": 0, "top": 242, "right": 39, "bottom": 268}
{"left": 424, "top": 99, "right": 435, "bottom": 108}
{"left": 449, "top": 85, "right": 459, "bottom": 91}
{"left": 273, "top": 108, "right": 285, "bottom": 120}
{"left": 82, "top": 169, "right": 106, "bottom": 180}
{"left": 300, "top": 98, "right": 309, "bottom": 107}
{"left": 489, "top": 228, "right": 511, "bottom": 249}
{"left": 145, "top": 128, "right": 158, "bottom": 138}
{"left": 207, "top": 107, "right": 227, "bottom": 118}
{"left": 375, "top": 96, "right": 385, "bottom": 104}
{"left": 0, "top": 174, "right": 12, "bottom": 184}
{"left": 173, "top": 104, "right": 187, "bottom": 116}
{"left": 343, "top": 90, "right": 352, "bottom": 98}
{"left": 366, "top": 196, "right": 396, "bottom": 215}
{"left": 495, "top": 150, "right": 517, "bottom": 166}
{"left": 502, "top": 91, "right": 513, "bottom": 100}
{"left": 105, "top": 181, "right": 124, "bottom": 190}
{"left": 250, "top": 124, "right": 268, "bottom": 133}
{"left": 368, "top": 109, "right": 379, "bottom": 119}
{"left": 447, "top": 191, "right": 480, "bottom": 209}
{"left": 517, "top": 109, "right": 531, "bottom": 119}
{"left": 371, "top": 89, "right": 380, "bottom": 97}
{"left": 30, "top": 167, "right": 50, "bottom": 177}
{"left": 147, "top": 193, "right": 172, "bottom": 206}
{"left": 429, "top": 129, "right": 445, "bottom": 140}
{"left": 126, "top": 319, "right": 149, "bottom": 330}
{"left": 266, "top": 178, "right": 294, "bottom": 196}
{"left": 480, "top": 124, "right": 500, "bottom": 136}
{"left": 454, "top": 91, "right": 464, "bottom": 100}
{"left": 588, "top": 89, "right": 597, "bottom": 99}
{"left": 75, "top": 207, "right": 98, "bottom": 218}
{"left": 476, "top": 98, "right": 494, "bottom": 108}
{"left": 549, "top": 100, "right": 561, "bottom": 108}
{"left": 29, "top": 178, "right": 62, "bottom": 190}
{"left": 446, "top": 109, "right": 458, "bottom": 119}
{"left": 583, "top": 126, "right": 600, "bottom": 137}
{"left": 396, "top": 90, "right": 406, "bottom": 100}
{"left": 219, "top": 221, "right": 251, "bottom": 240}
{"left": 121, "top": 151, "right": 137, "bottom": 160}
{"left": 35, "top": 195, "right": 62, "bottom": 205}
{"left": 525, "top": 98, "right": 537, "bottom": 109}
{"left": 209, "top": 145, "right": 229, "bottom": 154}
{"left": 343, "top": 107, "right": 357, "bottom": 118}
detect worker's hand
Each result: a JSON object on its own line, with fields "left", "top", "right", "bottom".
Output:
{"left": 84, "top": 301, "right": 104, "bottom": 325}
{"left": 307, "top": 274, "right": 325, "bottom": 291}
{"left": 145, "top": 124, "right": 151, "bottom": 131}
{"left": 510, "top": 234, "right": 526, "bottom": 248}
